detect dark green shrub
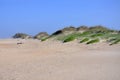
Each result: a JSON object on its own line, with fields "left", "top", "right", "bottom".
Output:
{"left": 86, "top": 38, "right": 99, "bottom": 44}
{"left": 80, "top": 38, "right": 89, "bottom": 43}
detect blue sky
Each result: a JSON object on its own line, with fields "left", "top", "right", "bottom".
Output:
{"left": 0, "top": 0, "right": 120, "bottom": 38}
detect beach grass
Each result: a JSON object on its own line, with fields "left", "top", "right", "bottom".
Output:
{"left": 86, "top": 38, "right": 100, "bottom": 44}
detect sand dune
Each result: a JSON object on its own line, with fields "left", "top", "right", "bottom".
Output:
{"left": 0, "top": 39, "right": 120, "bottom": 80}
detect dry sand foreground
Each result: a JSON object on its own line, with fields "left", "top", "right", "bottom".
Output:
{"left": 0, "top": 39, "right": 120, "bottom": 80}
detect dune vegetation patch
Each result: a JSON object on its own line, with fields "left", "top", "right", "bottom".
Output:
{"left": 86, "top": 38, "right": 100, "bottom": 44}
{"left": 109, "top": 38, "right": 120, "bottom": 45}
{"left": 80, "top": 38, "right": 89, "bottom": 43}
{"left": 41, "top": 37, "right": 49, "bottom": 41}
{"left": 90, "top": 33, "right": 104, "bottom": 38}
{"left": 63, "top": 33, "right": 79, "bottom": 43}
{"left": 13, "top": 25, "right": 120, "bottom": 45}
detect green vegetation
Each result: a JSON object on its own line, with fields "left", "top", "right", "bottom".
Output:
{"left": 57, "top": 33, "right": 80, "bottom": 42}
{"left": 108, "top": 37, "right": 120, "bottom": 45}
{"left": 34, "top": 32, "right": 49, "bottom": 40}
{"left": 90, "top": 33, "right": 104, "bottom": 38}
{"left": 63, "top": 35, "right": 76, "bottom": 43}
{"left": 89, "top": 25, "right": 111, "bottom": 32}
{"left": 56, "top": 29, "right": 120, "bottom": 45}
{"left": 110, "top": 39, "right": 120, "bottom": 45}
{"left": 79, "top": 31, "right": 91, "bottom": 37}
{"left": 80, "top": 38, "right": 89, "bottom": 43}
{"left": 41, "top": 37, "right": 49, "bottom": 41}
{"left": 86, "top": 38, "right": 100, "bottom": 44}
{"left": 13, "top": 25, "right": 120, "bottom": 45}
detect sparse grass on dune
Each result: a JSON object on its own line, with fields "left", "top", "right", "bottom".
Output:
{"left": 13, "top": 26, "right": 120, "bottom": 45}
{"left": 55, "top": 33, "right": 79, "bottom": 42}
{"left": 105, "top": 33, "right": 120, "bottom": 45}
{"left": 110, "top": 39, "right": 120, "bottom": 45}
{"left": 58, "top": 31, "right": 92, "bottom": 42}
{"left": 63, "top": 33, "right": 80, "bottom": 43}
{"left": 41, "top": 37, "right": 49, "bottom": 41}
{"left": 56, "top": 31, "right": 120, "bottom": 45}
{"left": 90, "top": 33, "right": 104, "bottom": 38}
{"left": 80, "top": 38, "right": 89, "bottom": 43}
{"left": 63, "top": 36, "right": 76, "bottom": 43}
{"left": 46, "top": 31, "right": 120, "bottom": 45}
{"left": 86, "top": 38, "right": 100, "bottom": 44}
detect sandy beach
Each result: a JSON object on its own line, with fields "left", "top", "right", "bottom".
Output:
{"left": 0, "top": 39, "right": 120, "bottom": 80}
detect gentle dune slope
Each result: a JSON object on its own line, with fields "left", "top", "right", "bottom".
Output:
{"left": 0, "top": 39, "right": 120, "bottom": 80}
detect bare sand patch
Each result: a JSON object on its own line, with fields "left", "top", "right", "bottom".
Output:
{"left": 0, "top": 39, "right": 120, "bottom": 80}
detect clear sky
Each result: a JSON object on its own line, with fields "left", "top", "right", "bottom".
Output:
{"left": 0, "top": 0, "right": 120, "bottom": 38}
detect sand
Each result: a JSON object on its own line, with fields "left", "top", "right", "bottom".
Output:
{"left": 0, "top": 39, "right": 120, "bottom": 80}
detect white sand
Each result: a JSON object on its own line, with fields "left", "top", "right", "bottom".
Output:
{"left": 0, "top": 39, "right": 120, "bottom": 80}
